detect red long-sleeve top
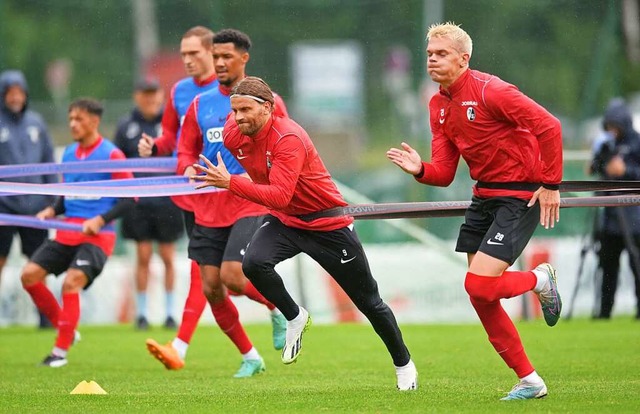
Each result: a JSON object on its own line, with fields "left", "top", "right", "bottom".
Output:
{"left": 418, "top": 69, "right": 563, "bottom": 199}
{"left": 223, "top": 115, "right": 352, "bottom": 231}
{"left": 176, "top": 84, "right": 288, "bottom": 227}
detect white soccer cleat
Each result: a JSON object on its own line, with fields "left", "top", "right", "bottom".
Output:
{"left": 396, "top": 359, "right": 418, "bottom": 391}
{"left": 281, "top": 307, "right": 311, "bottom": 365}
{"left": 40, "top": 354, "right": 68, "bottom": 368}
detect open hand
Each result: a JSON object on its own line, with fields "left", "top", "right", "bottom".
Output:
{"left": 528, "top": 187, "right": 560, "bottom": 229}
{"left": 386, "top": 142, "right": 423, "bottom": 175}
{"left": 191, "top": 153, "right": 231, "bottom": 189}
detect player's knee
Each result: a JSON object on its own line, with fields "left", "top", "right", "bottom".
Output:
{"left": 202, "top": 281, "right": 225, "bottom": 302}
{"left": 220, "top": 272, "right": 243, "bottom": 293}
{"left": 241, "top": 252, "right": 267, "bottom": 280}
{"left": 62, "top": 270, "right": 87, "bottom": 293}
{"left": 21, "top": 263, "right": 45, "bottom": 287}
{"left": 464, "top": 273, "right": 499, "bottom": 303}
{"left": 353, "top": 294, "right": 386, "bottom": 314}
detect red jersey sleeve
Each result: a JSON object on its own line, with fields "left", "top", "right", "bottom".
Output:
{"left": 154, "top": 85, "right": 180, "bottom": 156}
{"left": 415, "top": 99, "right": 461, "bottom": 187}
{"left": 483, "top": 82, "right": 563, "bottom": 186}
{"left": 229, "top": 134, "right": 306, "bottom": 210}
{"left": 110, "top": 149, "right": 134, "bottom": 180}
{"left": 176, "top": 99, "right": 203, "bottom": 174}
{"left": 273, "top": 93, "right": 289, "bottom": 118}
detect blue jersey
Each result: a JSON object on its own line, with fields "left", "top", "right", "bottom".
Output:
{"left": 61, "top": 138, "right": 120, "bottom": 219}
{"left": 194, "top": 88, "right": 246, "bottom": 174}
{"left": 155, "top": 74, "right": 218, "bottom": 158}
{"left": 171, "top": 76, "right": 219, "bottom": 151}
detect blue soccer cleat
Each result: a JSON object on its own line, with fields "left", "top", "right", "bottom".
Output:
{"left": 233, "top": 357, "right": 266, "bottom": 378}
{"left": 271, "top": 312, "right": 287, "bottom": 350}
{"left": 501, "top": 380, "right": 548, "bottom": 400}
{"left": 533, "top": 263, "right": 562, "bottom": 326}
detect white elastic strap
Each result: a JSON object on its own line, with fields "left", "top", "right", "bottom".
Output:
{"left": 230, "top": 93, "right": 266, "bottom": 103}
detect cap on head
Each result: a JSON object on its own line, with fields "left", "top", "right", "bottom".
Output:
{"left": 134, "top": 77, "right": 161, "bottom": 92}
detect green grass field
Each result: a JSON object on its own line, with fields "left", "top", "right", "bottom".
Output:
{"left": 1, "top": 318, "right": 639, "bottom": 413}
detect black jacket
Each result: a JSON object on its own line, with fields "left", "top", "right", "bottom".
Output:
{"left": 591, "top": 99, "right": 640, "bottom": 235}
{"left": 0, "top": 70, "right": 57, "bottom": 214}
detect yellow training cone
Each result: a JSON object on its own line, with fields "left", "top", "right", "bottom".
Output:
{"left": 70, "top": 380, "right": 108, "bottom": 395}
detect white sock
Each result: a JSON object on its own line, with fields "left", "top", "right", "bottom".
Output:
{"left": 242, "top": 347, "right": 261, "bottom": 361}
{"left": 52, "top": 347, "right": 67, "bottom": 358}
{"left": 532, "top": 269, "right": 548, "bottom": 293}
{"left": 288, "top": 306, "right": 307, "bottom": 326}
{"left": 270, "top": 308, "right": 282, "bottom": 316}
{"left": 520, "top": 371, "right": 543, "bottom": 385}
{"left": 171, "top": 338, "right": 189, "bottom": 360}
{"left": 286, "top": 306, "right": 308, "bottom": 342}
{"left": 395, "top": 359, "right": 416, "bottom": 373}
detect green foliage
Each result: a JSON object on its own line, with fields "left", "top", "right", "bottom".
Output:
{"left": 1, "top": 320, "right": 639, "bottom": 412}
{"left": 1, "top": 0, "right": 639, "bottom": 153}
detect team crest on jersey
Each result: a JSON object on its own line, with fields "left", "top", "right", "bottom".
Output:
{"left": 27, "top": 126, "right": 40, "bottom": 143}
{"left": 126, "top": 123, "right": 140, "bottom": 139}
{"left": 0, "top": 128, "right": 9, "bottom": 143}
{"left": 466, "top": 107, "right": 476, "bottom": 121}
{"left": 266, "top": 151, "right": 272, "bottom": 169}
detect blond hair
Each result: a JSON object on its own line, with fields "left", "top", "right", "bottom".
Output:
{"left": 426, "top": 22, "right": 473, "bottom": 57}
{"left": 182, "top": 26, "right": 214, "bottom": 48}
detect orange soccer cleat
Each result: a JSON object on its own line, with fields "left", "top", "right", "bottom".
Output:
{"left": 145, "top": 338, "right": 185, "bottom": 370}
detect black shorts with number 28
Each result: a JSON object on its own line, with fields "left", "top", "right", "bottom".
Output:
{"left": 455, "top": 196, "right": 540, "bottom": 265}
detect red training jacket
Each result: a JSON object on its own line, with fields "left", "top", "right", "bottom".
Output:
{"left": 176, "top": 84, "right": 289, "bottom": 227}
{"left": 418, "top": 69, "right": 563, "bottom": 199}
{"left": 223, "top": 115, "right": 353, "bottom": 231}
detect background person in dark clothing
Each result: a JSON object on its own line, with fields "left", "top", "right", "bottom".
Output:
{"left": 114, "top": 79, "right": 184, "bottom": 330}
{"left": 0, "top": 70, "right": 57, "bottom": 328}
{"left": 590, "top": 97, "right": 640, "bottom": 320}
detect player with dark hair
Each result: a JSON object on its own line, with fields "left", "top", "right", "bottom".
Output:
{"left": 138, "top": 26, "right": 218, "bottom": 368}
{"left": 191, "top": 76, "right": 417, "bottom": 391}
{"left": 147, "top": 29, "right": 288, "bottom": 378}
{"left": 21, "top": 98, "right": 135, "bottom": 367}
{"left": 386, "top": 23, "right": 562, "bottom": 400}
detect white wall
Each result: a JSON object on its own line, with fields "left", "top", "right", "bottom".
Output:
{"left": 1, "top": 237, "right": 636, "bottom": 327}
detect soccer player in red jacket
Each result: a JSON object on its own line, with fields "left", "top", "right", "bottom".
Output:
{"left": 386, "top": 22, "right": 562, "bottom": 400}
{"left": 174, "top": 29, "right": 289, "bottom": 378}
{"left": 191, "top": 77, "right": 417, "bottom": 391}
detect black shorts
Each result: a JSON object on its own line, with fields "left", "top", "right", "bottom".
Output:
{"left": 0, "top": 225, "right": 48, "bottom": 258}
{"left": 121, "top": 200, "right": 184, "bottom": 243}
{"left": 455, "top": 196, "right": 540, "bottom": 265}
{"left": 30, "top": 240, "right": 108, "bottom": 289}
{"left": 188, "top": 215, "right": 264, "bottom": 267}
